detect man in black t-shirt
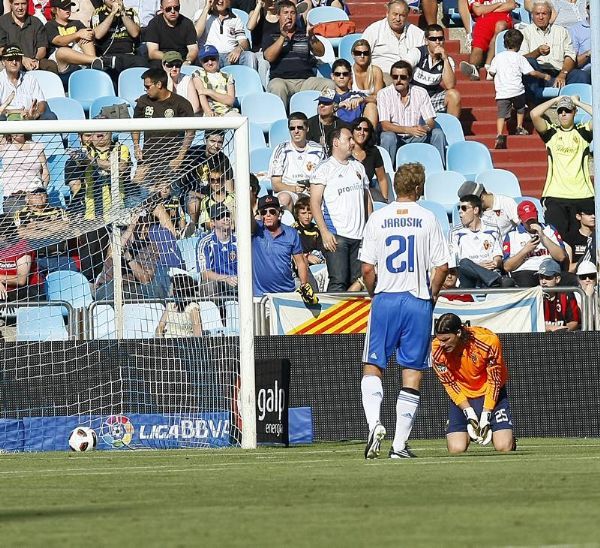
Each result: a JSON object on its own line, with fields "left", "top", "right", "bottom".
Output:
{"left": 564, "top": 203, "right": 596, "bottom": 273}
{"left": 145, "top": 0, "right": 197, "bottom": 68}
{"left": 262, "top": 0, "right": 332, "bottom": 108}
{"left": 91, "top": 0, "right": 148, "bottom": 72}
{"left": 133, "top": 68, "right": 194, "bottom": 171}
{"left": 307, "top": 89, "right": 345, "bottom": 152}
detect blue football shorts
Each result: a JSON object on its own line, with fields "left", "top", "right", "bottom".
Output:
{"left": 447, "top": 386, "right": 514, "bottom": 434}
{"left": 362, "top": 291, "right": 433, "bottom": 371}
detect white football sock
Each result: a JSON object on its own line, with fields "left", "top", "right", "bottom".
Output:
{"left": 361, "top": 375, "right": 383, "bottom": 431}
{"left": 392, "top": 390, "right": 420, "bottom": 452}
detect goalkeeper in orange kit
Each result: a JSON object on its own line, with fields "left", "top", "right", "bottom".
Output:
{"left": 432, "top": 313, "right": 515, "bottom": 454}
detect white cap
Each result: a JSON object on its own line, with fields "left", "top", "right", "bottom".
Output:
{"left": 576, "top": 260, "right": 597, "bottom": 276}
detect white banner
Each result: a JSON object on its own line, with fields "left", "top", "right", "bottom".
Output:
{"left": 434, "top": 287, "right": 545, "bottom": 333}
{"left": 268, "top": 287, "right": 545, "bottom": 335}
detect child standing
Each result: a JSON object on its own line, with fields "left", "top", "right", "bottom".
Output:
{"left": 488, "top": 29, "right": 550, "bottom": 149}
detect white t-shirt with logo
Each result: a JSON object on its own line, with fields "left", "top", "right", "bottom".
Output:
{"left": 481, "top": 194, "right": 520, "bottom": 239}
{"left": 488, "top": 50, "right": 535, "bottom": 99}
{"left": 359, "top": 201, "right": 450, "bottom": 299}
{"left": 268, "top": 140, "right": 324, "bottom": 184}
{"left": 449, "top": 225, "right": 502, "bottom": 267}
{"left": 310, "top": 156, "right": 369, "bottom": 240}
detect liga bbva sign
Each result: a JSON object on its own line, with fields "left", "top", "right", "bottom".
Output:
{"left": 268, "top": 287, "right": 545, "bottom": 334}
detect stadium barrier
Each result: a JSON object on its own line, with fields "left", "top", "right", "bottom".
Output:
{"left": 1, "top": 332, "right": 599, "bottom": 449}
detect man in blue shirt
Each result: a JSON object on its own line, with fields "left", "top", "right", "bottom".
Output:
{"left": 251, "top": 194, "right": 310, "bottom": 297}
{"left": 569, "top": 3, "right": 591, "bottom": 72}
{"left": 197, "top": 203, "right": 238, "bottom": 296}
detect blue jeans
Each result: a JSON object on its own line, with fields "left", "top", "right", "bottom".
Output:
{"left": 523, "top": 59, "right": 591, "bottom": 102}
{"left": 380, "top": 127, "right": 446, "bottom": 169}
{"left": 217, "top": 51, "right": 257, "bottom": 70}
{"left": 458, "top": 258, "right": 501, "bottom": 289}
{"left": 324, "top": 235, "right": 361, "bottom": 292}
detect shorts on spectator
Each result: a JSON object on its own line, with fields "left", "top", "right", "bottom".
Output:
{"left": 496, "top": 94, "right": 526, "bottom": 119}
{"left": 49, "top": 43, "right": 84, "bottom": 74}
{"left": 472, "top": 12, "right": 513, "bottom": 52}
{"left": 429, "top": 90, "right": 447, "bottom": 113}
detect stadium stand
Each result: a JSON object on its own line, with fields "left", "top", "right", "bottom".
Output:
{"left": 241, "top": 92, "right": 287, "bottom": 133}
{"left": 289, "top": 90, "right": 321, "bottom": 118}
{"left": 446, "top": 140, "right": 494, "bottom": 179}
{"left": 68, "top": 69, "right": 116, "bottom": 111}
{"left": 424, "top": 170, "right": 467, "bottom": 214}
{"left": 396, "top": 143, "right": 445, "bottom": 176}
{"left": 475, "top": 169, "right": 522, "bottom": 198}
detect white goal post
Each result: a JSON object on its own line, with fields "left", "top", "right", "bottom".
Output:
{"left": 0, "top": 116, "right": 256, "bottom": 450}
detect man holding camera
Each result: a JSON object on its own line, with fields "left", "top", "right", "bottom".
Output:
{"left": 268, "top": 111, "right": 324, "bottom": 213}
{"left": 91, "top": 0, "right": 148, "bottom": 73}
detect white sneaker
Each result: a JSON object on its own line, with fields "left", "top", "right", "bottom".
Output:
{"left": 460, "top": 61, "right": 480, "bottom": 81}
{"left": 364, "top": 422, "right": 386, "bottom": 459}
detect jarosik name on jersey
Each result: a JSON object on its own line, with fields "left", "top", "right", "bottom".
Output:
{"left": 382, "top": 217, "right": 423, "bottom": 229}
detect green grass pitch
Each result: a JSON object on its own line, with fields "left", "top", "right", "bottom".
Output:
{"left": 1, "top": 438, "right": 600, "bottom": 547}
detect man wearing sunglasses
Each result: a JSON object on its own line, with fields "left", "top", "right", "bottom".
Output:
{"left": 91, "top": 0, "right": 148, "bottom": 73}
{"left": 530, "top": 94, "right": 593, "bottom": 239}
{"left": 575, "top": 260, "right": 597, "bottom": 323}
{"left": 306, "top": 88, "right": 345, "bottom": 151}
{"left": 194, "top": 0, "right": 256, "bottom": 69}
{"left": 250, "top": 194, "right": 311, "bottom": 298}
{"left": 377, "top": 59, "right": 446, "bottom": 167}
{"left": 405, "top": 24, "right": 461, "bottom": 117}
{"left": 145, "top": 0, "right": 198, "bottom": 67}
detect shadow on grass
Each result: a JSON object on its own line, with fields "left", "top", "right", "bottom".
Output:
{"left": 0, "top": 505, "right": 131, "bottom": 523}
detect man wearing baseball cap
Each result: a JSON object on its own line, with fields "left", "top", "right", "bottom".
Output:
{"left": 457, "top": 180, "right": 519, "bottom": 239}
{"left": 502, "top": 199, "right": 568, "bottom": 287}
{"left": 196, "top": 202, "right": 238, "bottom": 297}
{"left": 537, "top": 258, "right": 580, "bottom": 332}
{"left": 250, "top": 194, "right": 316, "bottom": 303}
{"left": 531, "top": 93, "right": 593, "bottom": 239}
{"left": 307, "top": 89, "right": 345, "bottom": 150}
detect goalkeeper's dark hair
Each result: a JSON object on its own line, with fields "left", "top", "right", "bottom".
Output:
{"left": 434, "top": 313, "right": 464, "bottom": 335}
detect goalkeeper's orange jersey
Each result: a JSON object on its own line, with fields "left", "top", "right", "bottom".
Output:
{"left": 431, "top": 326, "right": 508, "bottom": 410}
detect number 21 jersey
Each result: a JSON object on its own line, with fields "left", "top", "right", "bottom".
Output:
{"left": 359, "top": 201, "right": 450, "bottom": 299}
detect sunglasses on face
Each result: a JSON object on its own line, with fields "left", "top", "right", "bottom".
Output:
{"left": 354, "top": 126, "right": 370, "bottom": 132}
{"left": 165, "top": 62, "right": 182, "bottom": 68}
{"left": 333, "top": 71, "right": 350, "bottom": 77}
{"left": 209, "top": 176, "right": 224, "bottom": 182}
{"left": 260, "top": 208, "right": 279, "bottom": 216}
{"left": 428, "top": 36, "right": 444, "bottom": 42}
{"left": 392, "top": 74, "right": 409, "bottom": 81}
{"left": 164, "top": 5, "right": 180, "bottom": 12}
{"left": 579, "top": 273, "right": 597, "bottom": 280}
{"left": 458, "top": 205, "right": 472, "bottom": 212}
{"left": 215, "top": 214, "right": 231, "bottom": 220}
{"left": 288, "top": 125, "right": 306, "bottom": 131}
{"left": 202, "top": 56, "right": 218, "bottom": 63}
{"left": 143, "top": 83, "right": 155, "bottom": 89}
{"left": 353, "top": 50, "right": 370, "bottom": 57}
{"left": 557, "top": 108, "right": 573, "bottom": 114}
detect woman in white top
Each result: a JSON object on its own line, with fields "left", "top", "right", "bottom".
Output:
{"left": 0, "top": 118, "right": 49, "bottom": 214}
{"left": 156, "top": 274, "right": 203, "bottom": 338}
{"left": 350, "top": 39, "right": 384, "bottom": 97}
{"left": 162, "top": 51, "right": 200, "bottom": 114}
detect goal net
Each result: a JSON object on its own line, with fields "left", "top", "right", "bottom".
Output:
{"left": 0, "top": 116, "right": 256, "bottom": 451}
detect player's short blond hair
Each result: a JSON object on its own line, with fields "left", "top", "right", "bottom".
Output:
{"left": 393, "top": 162, "right": 425, "bottom": 198}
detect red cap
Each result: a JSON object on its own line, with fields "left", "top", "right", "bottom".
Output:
{"left": 517, "top": 200, "right": 538, "bottom": 223}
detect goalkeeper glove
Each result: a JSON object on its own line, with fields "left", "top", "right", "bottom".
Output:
{"left": 463, "top": 407, "right": 480, "bottom": 442}
{"left": 297, "top": 282, "right": 319, "bottom": 305}
{"left": 478, "top": 411, "right": 492, "bottom": 445}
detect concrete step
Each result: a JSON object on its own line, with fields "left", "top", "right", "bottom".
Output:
{"left": 468, "top": 136, "right": 548, "bottom": 160}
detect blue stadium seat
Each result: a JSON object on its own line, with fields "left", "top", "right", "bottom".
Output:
{"left": 250, "top": 146, "right": 273, "bottom": 175}
{"left": 16, "top": 306, "right": 69, "bottom": 341}
{"left": 249, "top": 121, "right": 267, "bottom": 152}
{"left": 46, "top": 270, "right": 94, "bottom": 311}
{"left": 68, "top": 69, "right": 116, "bottom": 111}
{"left": 198, "top": 300, "right": 226, "bottom": 335}
{"left": 419, "top": 199, "right": 450, "bottom": 239}
{"left": 241, "top": 92, "right": 286, "bottom": 133}
{"left": 495, "top": 29, "right": 508, "bottom": 55}
{"left": 515, "top": 196, "right": 545, "bottom": 223}
{"left": 224, "top": 300, "right": 239, "bottom": 334}
{"left": 118, "top": 67, "right": 147, "bottom": 106}
{"left": 269, "top": 118, "right": 289, "bottom": 148}
{"left": 435, "top": 113, "right": 465, "bottom": 146}
{"left": 446, "top": 140, "right": 493, "bottom": 179}
{"left": 47, "top": 154, "right": 69, "bottom": 208}
{"left": 316, "top": 62, "right": 332, "bottom": 79}
{"left": 30, "top": 70, "right": 65, "bottom": 98}
{"left": 559, "top": 84, "right": 592, "bottom": 124}
{"left": 476, "top": 168, "right": 522, "bottom": 197}
{"left": 90, "top": 304, "right": 116, "bottom": 339}
{"left": 396, "top": 143, "right": 444, "bottom": 177}
{"left": 307, "top": 6, "right": 349, "bottom": 49}
{"left": 289, "top": 90, "right": 320, "bottom": 117}
{"left": 47, "top": 97, "right": 85, "bottom": 120}
{"left": 221, "top": 65, "right": 263, "bottom": 103}
{"left": 424, "top": 170, "right": 467, "bottom": 213}
{"left": 338, "top": 33, "right": 363, "bottom": 63}
{"left": 89, "top": 96, "right": 132, "bottom": 119}
{"left": 176, "top": 236, "right": 200, "bottom": 279}
{"left": 122, "top": 303, "right": 166, "bottom": 339}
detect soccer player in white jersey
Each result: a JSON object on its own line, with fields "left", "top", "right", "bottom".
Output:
{"left": 268, "top": 111, "right": 324, "bottom": 212}
{"left": 360, "top": 162, "right": 449, "bottom": 459}
{"left": 310, "top": 127, "right": 372, "bottom": 291}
